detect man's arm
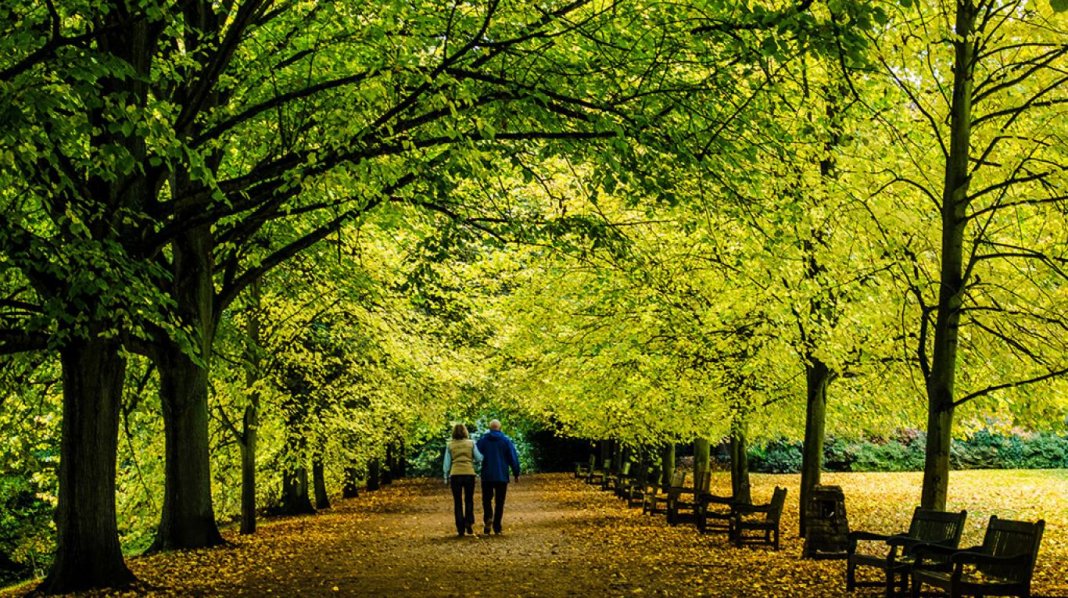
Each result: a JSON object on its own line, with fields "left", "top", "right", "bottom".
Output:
{"left": 509, "top": 440, "right": 521, "bottom": 478}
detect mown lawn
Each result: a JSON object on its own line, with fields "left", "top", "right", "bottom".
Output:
{"left": 726, "top": 469, "right": 1068, "bottom": 595}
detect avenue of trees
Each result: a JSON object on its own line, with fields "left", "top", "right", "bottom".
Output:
{"left": 0, "top": 0, "right": 1065, "bottom": 593}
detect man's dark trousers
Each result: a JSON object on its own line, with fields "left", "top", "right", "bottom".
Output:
{"left": 481, "top": 480, "right": 508, "bottom": 533}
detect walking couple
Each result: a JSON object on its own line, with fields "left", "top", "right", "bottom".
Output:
{"left": 443, "top": 419, "right": 521, "bottom": 537}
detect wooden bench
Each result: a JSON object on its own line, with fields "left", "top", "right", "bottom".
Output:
{"left": 586, "top": 456, "right": 607, "bottom": 486}
{"left": 696, "top": 480, "right": 749, "bottom": 536}
{"left": 667, "top": 470, "right": 711, "bottom": 525}
{"left": 574, "top": 454, "right": 595, "bottom": 479}
{"left": 643, "top": 470, "right": 684, "bottom": 516}
{"left": 622, "top": 464, "right": 658, "bottom": 508}
{"left": 616, "top": 457, "right": 647, "bottom": 501}
{"left": 603, "top": 460, "right": 631, "bottom": 492}
{"left": 846, "top": 507, "right": 967, "bottom": 595}
{"left": 910, "top": 516, "right": 1044, "bottom": 598}
{"left": 730, "top": 486, "right": 787, "bottom": 549}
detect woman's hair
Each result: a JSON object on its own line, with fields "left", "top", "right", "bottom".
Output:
{"left": 451, "top": 423, "right": 469, "bottom": 440}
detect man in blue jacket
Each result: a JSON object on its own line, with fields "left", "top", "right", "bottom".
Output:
{"left": 475, "top": 419, "right": 521, "bottom": 535}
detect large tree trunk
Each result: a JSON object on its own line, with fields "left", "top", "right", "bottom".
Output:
{"left": 799, "top": 358, "right": 831, "bottom": 536}
{"left": 921, "top": 0, "right": 975, "bottom": 511}
{"left": 281, "top": 466, "right": 316, "bottom": 515}
{"left": 313, "top": 454, "right": 330, "bottom": 510}
{"left": 151, "top": 0, "right": 232, "bottom": 548}
{"left": 154, "top": 345, "right": 224, "bottom": 548}
{"left": 729, "top": 419, "right": 751, "bottom": 505}
{"left": 152, "top": 223, "right": 224, "bottom": 550}
{"left": 40, "top": 338, "right": 135, "bottom": 594}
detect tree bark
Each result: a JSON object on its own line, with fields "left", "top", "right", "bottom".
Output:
{"left": 151, "top": 213, "right": 224, "bottom": 549}
{"left": 799, "top": 358, "right": 830, "bottom": 536}
{"left": 154, "top": 343, "right": 224, "bottom": 549}
{"left": 342, "top": 467, "right": 360, "bottom": 498}
{"left": 40, "top": 337, "right": 135, "bottom": 594}
{"left": 922, "top": 0, "right": 976, "bottom": 511}
{"left": 281, "top": 466, "right": 316, "bottom": 515}
{"left": 729, "top": 419, "right": 751, "bottom": 505}
{"left": 381, "top": 443, "right": 393, "bottom": 485}
{"left": 240, "top": 402, "right": 258, "bottom": 534}
{"left": 367, "top": 458, "right": 381, "bottom": 491}
{"left": 313, "top": 454, "right": 330, "bottom": 510}
{"left": 660, "top": 443, "right": 675, "bottom": 487}
{"left": 390, "top": 440, "right": 406, "bottom": 479}
{"left": 693, "top": 438, "right": 710, "bottom": 478}
{"left": 612, "top": 442, "right": 625, "bottom": 473}
{"left": 240, "top": 279, "right": 262, "bottom": 535}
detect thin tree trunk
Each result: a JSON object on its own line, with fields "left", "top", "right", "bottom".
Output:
{"left": 800, "top": 358, "right": 830, "bottom": 536}
{"left": 313, "top": 454, "right": 330, "bottom": 510}
{"left": 693, "top": 438, "right": 710, "bottom": 479}
{"left": 40, "top": 338, "right": 135, "bottom": 593}
{"left": 612, "top": 442, "right": 624, "bottom": 473}
{"left": 367, "top": 458, "right": 381, "bottom": 491}
{"left": 922, "top": 0, "right": 976, "bottom": 511}
{"left": 240, "top": 402, "right": 258, "bottom": 534}
{"left": 240, "top": 278, "right": 262, "bottom": 534}
{"left": 660, "top": 443, "right": 675, "bottom": 487}
{"left": 797, "top": 82, "right": 842, "bottom": 536}
{"left": 381, "top": 444, "right": 393, "bottom": 485}
{"left": 390, "top": 440, "right": 406, "bottom": 479}
{"left": 342, "top": 467, "right": 360, "bottom": 498}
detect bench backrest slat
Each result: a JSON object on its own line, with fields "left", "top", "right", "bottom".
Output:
{"left": 766, "top": 487, "right": 787, "bottom": 524}
{"left": 978, "top": 516, "right": 1045, "bottom": 582}
{"left": 908, "top": 507, "right": 967, "bottom": 548}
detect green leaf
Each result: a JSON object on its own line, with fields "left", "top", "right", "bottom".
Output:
{"left": 1052, "top": 0, "right": 1068, "bottom": 12}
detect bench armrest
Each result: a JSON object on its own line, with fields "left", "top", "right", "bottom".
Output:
{"left": 698, "top": 493, "right": 734, "bottom": 506}
{"left": 847, "top": 530, "right": 898, "bottom": 554}
{"left": 849, "top": 530, "right": 894, "bottom": 543}
{"left": 951, "top": 551, "right": 1030, "bottom": 569}
{"left": 911, "top": 542, "right": 962, "bottom": 569}
{"left": 733, "top": 503, "right": 771, "bottom": 515}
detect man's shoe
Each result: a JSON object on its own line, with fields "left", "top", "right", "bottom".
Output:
{"left": 465, "top": 526, "right": 474, "bottom": 535}
{"left": 483, "top": 524, "right": 491, "bottom": 535}
{"left": 493, "top": 527, "right": 502, "bottom": 535}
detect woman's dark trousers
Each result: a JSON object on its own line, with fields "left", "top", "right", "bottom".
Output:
{"left": 450, "top": 474, "right": 476, "bottom": 534}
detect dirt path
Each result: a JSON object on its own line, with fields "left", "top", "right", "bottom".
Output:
{"left": 234, "top": 473, "right": 669, "bottom": 597}
{"left": 111, "top": 473, "right": 850, "bottom": 597}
